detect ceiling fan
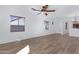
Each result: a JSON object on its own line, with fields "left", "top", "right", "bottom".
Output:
{"left": 31, "top": 5, "right": 56, "bottom": 16}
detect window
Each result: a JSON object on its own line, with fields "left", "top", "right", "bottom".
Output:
{"left": 44, "top": 20, "right": 49, "bottom": 30}
{"left": 10, "top": 15, "right": 25, "bottom": 32}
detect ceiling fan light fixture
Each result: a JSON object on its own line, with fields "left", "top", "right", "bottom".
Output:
{"left": 45, "top": 13, "right": 48, "bottom": 16}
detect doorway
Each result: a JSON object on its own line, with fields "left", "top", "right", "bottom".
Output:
{"left": 64, "top": 22, "right": 69, "bottom": 35}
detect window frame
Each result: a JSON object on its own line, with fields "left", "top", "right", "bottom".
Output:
{"left": 10, "top": 15, "right": 25, "bottom": 32}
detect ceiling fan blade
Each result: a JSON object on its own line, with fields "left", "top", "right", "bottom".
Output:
{"left": 46, "top": 10, "right": 56, "bottom": 12}
{"left": 37, "top": 12, "right": 41, "bottom": 15}
{"left": 31, "top": 8, "right": 41, "bottom": 11}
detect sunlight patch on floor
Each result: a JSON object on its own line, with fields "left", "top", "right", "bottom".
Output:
{"left": 17, "top": 45, "right": 30, "bottom": 54}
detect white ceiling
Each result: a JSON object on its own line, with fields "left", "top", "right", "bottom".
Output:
{"left": 1, "top": 5, "right": 79, "bottom": 19}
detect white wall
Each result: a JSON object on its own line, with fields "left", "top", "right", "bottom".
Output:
{"left": 69, "top": 18, "right": 79, "bottom": 37}
{"left": 0, "top": 5, "right": 57, "bottom": 44}
{"left": 1, "top": 5, "right": 79, "bottom": 44}
{"left": 61, "top": 17, "right": 79, "bottom": 37}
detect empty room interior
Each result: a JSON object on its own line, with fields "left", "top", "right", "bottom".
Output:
{"left": 1, "top": 5, "right": 79, "bottom": 54}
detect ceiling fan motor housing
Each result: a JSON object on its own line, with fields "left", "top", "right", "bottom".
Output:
{"left": 41, "top": 5, "right": 48, "bottom": 11}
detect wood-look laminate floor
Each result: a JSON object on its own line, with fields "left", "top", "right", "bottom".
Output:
{"left": 0, "top": 34, "right": 79, "bottom": 54}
